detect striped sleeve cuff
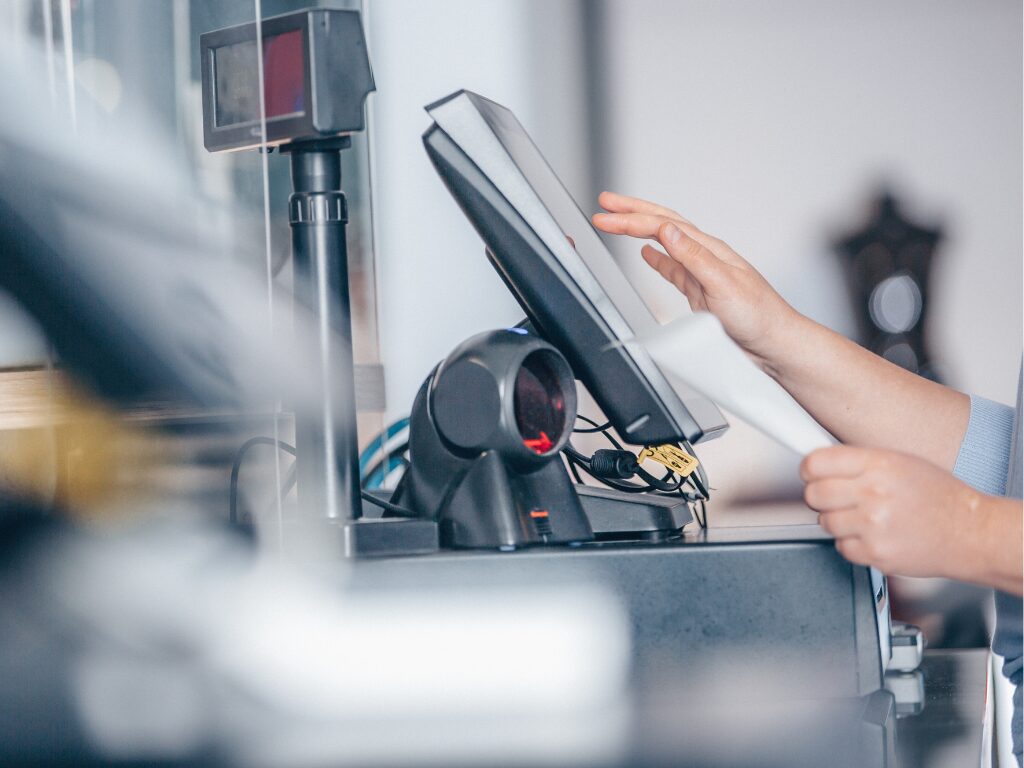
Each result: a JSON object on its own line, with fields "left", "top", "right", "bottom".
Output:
{"left": 953, "top": 395, "right": 1015, "bottom": 496}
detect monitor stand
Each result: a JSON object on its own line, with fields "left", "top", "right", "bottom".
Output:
{"left": 575, "top": 485, "right": 692, "bottom": 542}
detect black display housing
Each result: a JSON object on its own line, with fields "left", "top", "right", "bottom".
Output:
{"left": 422, "top": 91, "right": 728, "bottom": 445}
{"left": 200, "top": 8, "right": 374, "bottom": 153}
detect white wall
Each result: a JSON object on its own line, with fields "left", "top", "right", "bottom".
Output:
{"left": 366, "top": 0, "right": 592, "bottom": 421}
{"left": 596, "top": 0, "right": 1023, "bottom": 503}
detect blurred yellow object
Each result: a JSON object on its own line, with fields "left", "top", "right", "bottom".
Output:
{"left": 0, "top": 369, "right": 157, "bottom": 518}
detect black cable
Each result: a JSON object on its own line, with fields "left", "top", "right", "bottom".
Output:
{"left": 676, "top": 442, "right": 709, "bottom": 528}
{"left": 692, "top": 499, "right": 707, "bottom": 529}
{"left": 359, "top": 491, "right": 416, "bottom": 517}
{"left": 563, "top": 442, "right": 594, "bottom": 466}
{"left": 572, "top": 420, "right": 612, "bottom": 434}
{"left": 681, "top": 439, "right": 710, "bottom": 499}
{"left": 635, "top": 464, "right": 685, "bottom": 493}
{"left": 229, "top": 436, "right": 417, "bottom": 524}
{"left": 230, "top": 437, "right": 297, "bottom": 525}
{"left": 567, "top": 442, "right": 706, "bottom": 537}
{"left": 564, "top": 446, "right": 651, "bottom": 494}
{"left": 564, "top": 453, "right": 583, "bottom": 485}
{"left": 687, "top": 465, "right": 710, "bottom": 500}
{"left": 573, "top": 414, "right": 625, "bottom": 450}
{"left": 567, "top": 438, "right": 682, "bottom": 495}
{"left": 566, "top": 415, "right": 712, "bottom": 530}
{"left": 567, "top": 436, "right": 655, "bottom": 498}
{"left": 566, "top": 444, "right": 650, "bottom": 493}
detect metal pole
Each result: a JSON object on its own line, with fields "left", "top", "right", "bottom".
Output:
{"left": 286, "top": 137, "right": 362, "bottom": 521}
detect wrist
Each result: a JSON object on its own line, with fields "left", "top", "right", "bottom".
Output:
{"left": 964, "top": 495, "right": 1023, "bottom": 594}
{"left": 944, "top": 488, "right": 1023, "bottom": 593}
{"left": 941, "top": 485, "right": 985, "bottom": 583}
{"left": 752, "top": 309, "right": 814, "bottom": 382}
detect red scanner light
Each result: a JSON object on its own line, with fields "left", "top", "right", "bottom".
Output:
{"left": 523, "top": 431, "right": 554, "bottom": 454}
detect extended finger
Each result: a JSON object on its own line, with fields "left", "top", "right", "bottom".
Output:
{"left": 641, "top": 246, "right": 690, "bottom": 295}
{"left": 670, "top": 221, "right": 748, "bottom": 268}
{"left": 592, "top": 211, "right": 675, "bottom": 239}
{"left": 800, "top": 445, "right": 868, "bottom": 482}
{"left": 597, "top": 191, "right": 691, "bottom": 224}
{"left": 642, "top": 245, "right": 703, "bottom": 308}
{"left": 816, "top": 510, "right": 864, "bottom": 539}
{"left": 657, "top": 222, "right": 729, "bottom": 291}
{"left": 593, "top": 208, "right": 744, "bottom": 267}
{"left": 804, "top": 478, "right": 860, "bottom": 511}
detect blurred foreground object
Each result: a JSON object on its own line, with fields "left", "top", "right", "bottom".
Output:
{"left": 0, "top": 43, "right": 345, "bottom": 416}
{"left": 0, "top": 36, "right": 361, "bottom": 543}
{"left": 0, "top": 370, "right": 159, "bottom": 516}
{"left": 0, "top": 512, "right": 629, "bottom": 766}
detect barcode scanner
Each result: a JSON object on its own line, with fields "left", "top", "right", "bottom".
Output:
{"left": 393, "top": 329, "right": 593, "bottom": 550}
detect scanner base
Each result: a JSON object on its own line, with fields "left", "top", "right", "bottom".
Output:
{"left": 353, "top": 484, "right": 694, "bottom": 556}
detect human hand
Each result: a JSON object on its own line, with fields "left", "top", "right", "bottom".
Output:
{"left": 801, "top": 445, "right": 980, "bottom": 578}
{"left": 592, "top": 191, "right": 803, "bottom": 369}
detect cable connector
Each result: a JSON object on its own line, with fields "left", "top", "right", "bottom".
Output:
{"left": 589, "top": 449, "right": 640, "bottom": 480}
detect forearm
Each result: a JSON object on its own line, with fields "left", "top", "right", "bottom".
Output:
{"left": 953, "top": 494, "right": 1023, "bottom": 595}
{"left": 759, "top": 313, "right": 970, "bottom": 470}
{"left": 591, "top": 195, "right": 973, "bottom": 466}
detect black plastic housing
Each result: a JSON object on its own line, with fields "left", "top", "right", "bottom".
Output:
{"left": 200, "top": 9, "right": 374, "bottom": 153}
{"left": 394, "top": 330, "right": 593, "bottom": 550}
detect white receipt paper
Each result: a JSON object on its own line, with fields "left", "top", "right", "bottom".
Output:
{"left": 633, "top": 313, "right": 835, "bottom": 456}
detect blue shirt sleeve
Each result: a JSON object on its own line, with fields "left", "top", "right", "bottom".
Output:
{"left": 954, "top": 385, "right": 1023, "bottom": 762}
{"left": 952, "top": 395, "right": 1015, "bottom": 496}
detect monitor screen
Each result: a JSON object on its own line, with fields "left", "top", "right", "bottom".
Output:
{"left": 423, "top": 90, "right": 727, "bottom": 444}
{"left": 471, "top": 101, "right": 659, "bottom": 340}
{"left": 214, "top": 29, "right": 306, "bottom": 128}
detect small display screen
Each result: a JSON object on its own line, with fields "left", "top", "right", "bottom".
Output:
{"left": 214, "top": 29, "right": 305, "bottom": 128}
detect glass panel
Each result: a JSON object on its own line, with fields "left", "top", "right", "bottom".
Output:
{"left": 0, "top": 0, "right": 384, "bottom": 548}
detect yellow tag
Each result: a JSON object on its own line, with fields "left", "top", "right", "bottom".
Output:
{"left": 638, "top": 444, "right": 699, "bottom": 477}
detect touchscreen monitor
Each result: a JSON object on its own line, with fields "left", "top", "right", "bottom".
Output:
{"left": 423, "top": 90, "right": 727, "bottom": 444}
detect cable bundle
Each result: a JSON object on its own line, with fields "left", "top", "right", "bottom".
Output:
{"left": 562, "top": 415, "right": 711, "bottom": 528}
